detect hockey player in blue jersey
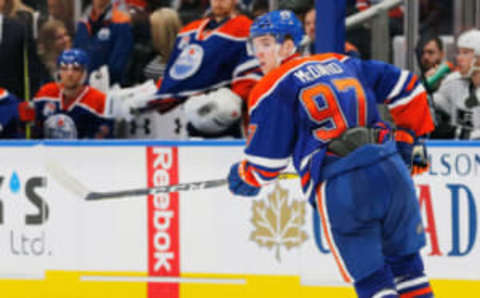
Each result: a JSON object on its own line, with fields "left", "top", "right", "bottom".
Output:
{"left": 227, "top": 10, "right": 435, "bottom": 298}
{"left": 150, "top": 0, "right": 261, "bottom": 138}
{"left": 33, "top": 49, "right": 114, "bottom": 139}
{"left": 0, "top": 88, "right": 21, "bottom": 138}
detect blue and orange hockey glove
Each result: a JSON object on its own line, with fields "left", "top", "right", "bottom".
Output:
{"left": 395, "top": 128, "right": 429, "bottom": 176}
{"left": 227, "top": 162, "right": 260, "bottom": 197}
{"left": 411, "top": 140, "right": 429, "bottom": 175}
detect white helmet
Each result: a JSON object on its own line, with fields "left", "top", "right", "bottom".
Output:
{"left": 457, "top": 29, "right": 480, "bottom": 77}
{"left": 457, "top": 29, "right": 480, "bottom": 55}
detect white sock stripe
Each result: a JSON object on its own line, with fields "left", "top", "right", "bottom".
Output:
{"left": 396, "top": 276, "right": 429, "bottom": 291}
{"left": 372, "top": 288, "right": 398, "bottom": 298}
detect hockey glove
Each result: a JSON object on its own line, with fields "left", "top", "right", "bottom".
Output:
{"left": 18, "top": 101, "right": 35, "bottom": 122}
{"left": 227, "top": 162, "right": 260, "bottom": 197}
{"left": 411, "top": 140, "right": 429, "bottom": 175}
{"left": 395, "top": 128, "right": 429, "bottom": 176}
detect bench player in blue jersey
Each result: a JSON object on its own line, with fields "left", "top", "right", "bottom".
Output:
{"left": 227, "top": 10, "right": 435, "bottom": 298}
{"left": 151, "top": 0, "right": 261, "bottom": 138}
{"left": 0, "top": 88, "right": 21, "bottom": 138}
{"left": 33, "top": 49, "right": 114, "bottom": 139}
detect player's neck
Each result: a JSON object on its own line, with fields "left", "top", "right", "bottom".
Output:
{"left": 62, "top": 85, "right": 85, "bottom": 103}
{"left": 212, "top": 11, "right": 235, "bottom": 23}
{"left": 472, "top": 72, "right": 480, "bottom": 88}
{"left": 281, "top": 53, "right": 300, "bottom": 65}
{"left": 92, "top": 3, "right": 110, "bottom": 19}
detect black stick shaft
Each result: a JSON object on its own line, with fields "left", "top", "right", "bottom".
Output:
{"left": 85, "top": 179, "right": 228, "bottom": 201}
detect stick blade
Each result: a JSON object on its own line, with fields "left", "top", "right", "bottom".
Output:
{"left": 45, "top": 160, "right": 90, "bottom": 199}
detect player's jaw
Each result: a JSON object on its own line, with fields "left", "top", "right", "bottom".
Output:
{"left": 456, "top": 48, "right": 475, "bottom": 76}
{"left": 210, "top": 0, "right": 236, "bottom": 20}
{"left": 60, "top": 67, "right": 85, "bottom": 91}
{"left": 252, "top": 35, "right": 282, "bottom": 73}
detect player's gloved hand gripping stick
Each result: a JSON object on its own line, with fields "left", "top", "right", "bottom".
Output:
{"left": 395, "top": 128, "right": 429, "bottom": 175}
{"left": 227, "top": 162, "right": 261, "bottom": 197}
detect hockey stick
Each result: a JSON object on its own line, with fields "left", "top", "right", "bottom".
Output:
{"left": 45, "top": 160, "right": 299, "bottom": 201}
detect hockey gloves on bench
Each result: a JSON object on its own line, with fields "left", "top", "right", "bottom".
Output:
{"left": 227, "top": 162, "right": 260, "bottom": 197}
{"left": 395, "top": 128, "right": 429, "bottom": 176}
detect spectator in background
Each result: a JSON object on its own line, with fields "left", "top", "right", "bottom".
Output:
{"left": 250, "top": 0, "right": 268, "bottom": 18}
{"left": 37, "top": 19, "right": 72, "bottom": 82}
{"left": 33, "top": 49, "right": 114, "bottom": 139}
{"left": 0, "top": 0, "right": 43, "bottom": 102}
{"left": 278, "top": 0, "right": 312, "bottom": 15}
{"left": 417, "top": 35, "right": 454, "bottom": 139}
{"left": 0, "top": 87, "right": 21, "bottom": 138}
{"left": 143, "top": 8, "right": 182, "bottom": 81}
{"left": 150, "top": 0, "right": 261, "bottom": 139}
{"left": 355, "top": 0, "right": 403, "bottom": 36}
{"left": 146, "top": 0, "right": 178, "bottom": 12}
{"left": 42, "top": 0, "right": 75, "bottom": 35}
{"left": 121, "top": 0, "right": 179, "bottom": 86}
{"left": 5, "top": 0, "right": 37, "bottom": 37}
{"left": 23, "top": 0, "right": 46, "bottom": 11}
{"left": 121, "top": 0, "right": 150, "bottom": 86}
{"left": 123, "top": 0, "right": 147, "bottom": 9}
{"left": 176, "top": 0, "right": 209, "bottom": 24}
{"left": 300, "top": 6, "right": 361, "bottom": 58}
{"left": 419, "top": 0, "right": 452, "bottom": 36}
{"left": 301, "top": 5, "right": 315, "bottom": 55}
{"left": 417, "top": 35, "right": 452, "bottom": 93}
{"left": 74, "top": 0, "right": 134, "bottom": 86}
{"left": 433, "top": 29, "right": 480, "bottom": 140}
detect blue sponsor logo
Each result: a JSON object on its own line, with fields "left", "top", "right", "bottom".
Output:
{"left": 9, "top": 171, "right": 20, "bottom": 194}
{"left": 429, "top": 152, "right": 480, "bottom": 177}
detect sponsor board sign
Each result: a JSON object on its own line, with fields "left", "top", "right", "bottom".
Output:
{"left": 0, "top": 141, "right": 478, "bottom": 285}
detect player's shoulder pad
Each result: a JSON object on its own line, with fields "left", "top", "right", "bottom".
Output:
{"left": 249, "top": 53, "right": 347, "bottom": 111}
{"left": 111, "top": 7, "right": 131, "bottom": 24}
{"left": 179, "top": 19, "right": 205, "bottom": 35}
{"left": 0, "top": 87, "right": 8, "bottom": 100}
{"left": 217, "top": 15, "right": 253, "bottom": 39}
{"left": 34, "top": 82, "right": 61, "bottom": 101}
{"left": 80, "top": 87, "right": 108, "bottom": 115}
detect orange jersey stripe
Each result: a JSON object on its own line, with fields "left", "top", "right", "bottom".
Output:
{"left": 405, "top": 74, "right": 418, "bottom": 92}
{"left": 239, "top": 160, "right": 261, "bottom": 187}
{"left": 250, "top": 165, "right": 280, "bottom": 179}
{"left": 301, "top": 172, "right": 311, "bottom": 188}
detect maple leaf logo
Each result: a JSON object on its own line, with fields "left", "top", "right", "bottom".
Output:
{"left": 250, "top": 183, "right": 308, "bottom": 262}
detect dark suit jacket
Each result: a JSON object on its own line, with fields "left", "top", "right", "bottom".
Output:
{"left": 0, "top": 15, "right": 44, "bottom": 100}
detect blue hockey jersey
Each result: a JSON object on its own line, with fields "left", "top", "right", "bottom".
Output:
{"left": 0, "top": 88, "right": 20, "bottom": 138}
{"left": 74, "top": 4, "right": 133, "bottom": 85}
{"left": 156, "top": 14, "right": 261, "bottom": 102}
{"left": 33, "top": 83, "right": 114, "bottom": 139}
{"left": 239, "top": 53, "right": 435, "bottom": 201}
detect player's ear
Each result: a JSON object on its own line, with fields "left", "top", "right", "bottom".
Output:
{"left": 280, "top": 39, "right": 296, "bottom": 57}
